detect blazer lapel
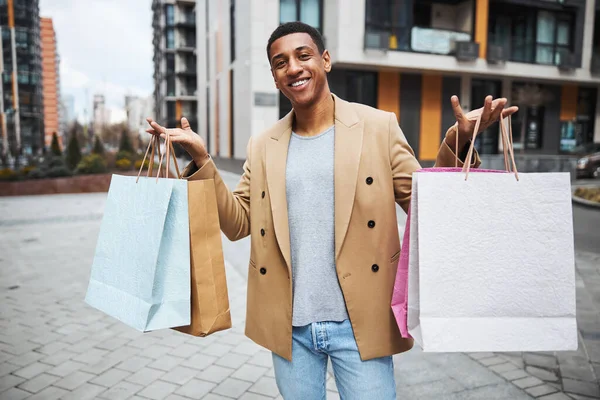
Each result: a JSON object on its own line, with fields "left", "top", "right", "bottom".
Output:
{"left": 333, "top": 95, "right": 363, "bottom": 260}
{"left": 266, "top": 112, "right": 293, "bottom": 275}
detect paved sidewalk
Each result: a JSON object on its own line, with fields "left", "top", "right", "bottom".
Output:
{"left": 0, "top": 190, "right": 597, "bottom": 399}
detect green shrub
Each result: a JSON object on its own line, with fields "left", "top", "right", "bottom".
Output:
{"left": 76, "top": 154, "right": 108, "bottom": 175}
{"left": 0, "top": 168, "right": 17, "bottom": 181}
{"left": 116, "top": 150, "right": 134, "bottom": 162}
{"left": 47, "top": 156, "right": 65, "bottom": 169}
{"left": 115, "top": 158, "right": 132, "bottom": 170}
{"left": 21, "top": 165, "right": 36, "bottom": 176}
{"left": 134, "top": 158, "right": 150, "bottom": 170}
{"left": 47, "top": 166, "right": 73, "bottom": 178}
{"left": 27, "top": 168, "right": 46, "bottom": 180}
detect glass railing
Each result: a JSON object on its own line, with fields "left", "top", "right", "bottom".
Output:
{"left": 364, "top": 24, "right": 472, "bottom": 54}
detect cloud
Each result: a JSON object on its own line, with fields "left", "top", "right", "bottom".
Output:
{"left": 40, "top": 0, "right": 154, "bottom": 122}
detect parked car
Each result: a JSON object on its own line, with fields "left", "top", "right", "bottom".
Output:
{"left": 576, "top": 151, "right": 600, "bottom": 179}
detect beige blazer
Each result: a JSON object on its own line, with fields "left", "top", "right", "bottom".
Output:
{"left": 183, "top": 94, "right": 481, "bottom": 361}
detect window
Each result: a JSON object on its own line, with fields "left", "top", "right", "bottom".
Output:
{"left": 279, "top": 0, "right": 322, "bottom": 31}
{"left": 489, "top": 5, "right": 574, "bottom": 66}
{"left": 166, "top": 53, "right": 175, "bottom": 74}
{"left": 365, "top": 0, "right": 412, "bottom": 51}
{"left": 230, "top": 0, "right": 235, "bottom": 62}
{"left": 165, "top": 4, "right": 174, "bottom": 26}
{"left": 167, "top": 76, "right": 175, "bottom": 96}
{"left": 166, "top": 28, "right": 175, "bottom": 49}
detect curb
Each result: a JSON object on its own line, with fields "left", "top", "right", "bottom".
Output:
{"left": 572, "top": 184, "right": 600, "bottom": 209}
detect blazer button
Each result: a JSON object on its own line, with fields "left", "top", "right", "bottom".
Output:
{"left": 262, "top": 191, "right": 265, "bottom": 198}
{"left": 368, "top": 220, "right": 375, "bottom": 228}
{"left": 366, "top": 177, "right": 373, "bottom": 185}
{"left": 261, "top": 229, "right": 265, "bottom": 236}
{"left": 260, "top": 267, "right": 267, "bottom": 275}
{"left": 371, "top": 264, "right": 379, "bottom": 272}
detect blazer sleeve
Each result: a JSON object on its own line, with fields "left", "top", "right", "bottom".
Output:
{"left": 181, "top": 137, "right": 252, "bottom": 241}
{"left": 389, "top": 112, "right": 421, "bottom": 214}
{"left": 389, "top": 115, "right": 482, "bottom": 213}
{"left": 434, "top": 125, "right": 482, "bottom": 168}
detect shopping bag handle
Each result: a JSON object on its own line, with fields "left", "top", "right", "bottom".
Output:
{"left": 136, "top": 128, "right": 182, "bottom": 183}
{"left": 458, "top": 111, "right": 519, "bottom": 181}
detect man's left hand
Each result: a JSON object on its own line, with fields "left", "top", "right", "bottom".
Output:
{"left": 451, "top": 95, "right": 519, "bottom": 149}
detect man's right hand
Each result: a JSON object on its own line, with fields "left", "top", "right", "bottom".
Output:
{"left": 145, "top": 117, "right": 210, "bottom": 168}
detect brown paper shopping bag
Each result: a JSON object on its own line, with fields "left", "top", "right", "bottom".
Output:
{"left": 173, "top": 178, "right": 232, "bottom": 336}
{"left": 144, "top": 131, "right": 232, "bottom": 337}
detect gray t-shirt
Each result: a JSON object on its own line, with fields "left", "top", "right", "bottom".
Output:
{"left": 286, "top": 126, "right": 349, "bottom": 327}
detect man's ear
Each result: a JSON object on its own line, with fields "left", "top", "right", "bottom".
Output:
{"left": 271, "top": 69, "right": 279, "bottom": 89}
{"left": 322, "top": 50, "right": 332, "bottom": 73}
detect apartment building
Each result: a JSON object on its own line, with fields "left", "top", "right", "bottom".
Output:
{"left": 198, "top": 0, "right": 600, "bottom": 163}
{"left": 40, "top": 17, "right": 60, "bottom": 149}
{"left": 0, "top": 0, "right": 44, "bottom": 162}
{"left": 152, "top": 0, "right": 198, "bottom": 141}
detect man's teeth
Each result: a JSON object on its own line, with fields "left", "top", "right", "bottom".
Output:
{"left": 291, "top": 79, "right": 308, "bottom": 87}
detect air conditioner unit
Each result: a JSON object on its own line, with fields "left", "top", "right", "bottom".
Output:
{"left": 487, "top": 44, "right": 507, "bottom": 64}
{"left": 364, "top": 31, "right": 390, "bottom": 51}
{"left": 455, "top": 41, "right": 479, "bottom": 61}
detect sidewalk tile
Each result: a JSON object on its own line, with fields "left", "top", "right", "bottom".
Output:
{"left": 197, "top": 365, "right": 235, "bottom": 384}
{"left": 60, "top": 383, "right": 106, "bottom": 400}
{"left": 232, "top": 364, "right": 268, "bottom": 382}
{"left": 16, "top": 372, "right": 60, "bottom": 393}
{"left": 0, "top": 387, "right": 30, "bottom": 400}
{"left": 248, "top": 376, "right": 280, "bottom": 397}
{"left": 89, "top": 367, "right": 131, "bottom": 387}
{"left": 215, "top": 353, "right": 250, "bottom": 369}
{"left": 212, "top": 377, "right": 252, "bottom": 398}
{"left": 160, "top": 366, "right": 199, "bottom": 385}
{"left": 137, "top": 380, "right": 178, "bottom": 400}
{"left": 98, "top": 381, "right": 144, "bottom": 400}
{"left": 526, "top": 384, "right": 559, "bottom": 397}
{"left": 53, "top": 370, "right": 95, "bottom": 390}
{"left": 13, "top": 362, "right": 51, "bottom": 379}
{"left": 513, "top": 376, "right": 545, "bottom": 389}
{"left": 175, "top": 378, "right": 216, "bottom": 398}
{"left": 125, "top": 367, "right": 165, "bottom": 386}
{"left": 46, "top": 360, "right": 86, "bottom": 377}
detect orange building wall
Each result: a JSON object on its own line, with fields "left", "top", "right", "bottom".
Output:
{"left": 41, "top": 17, "right": 60, "bottom": 148}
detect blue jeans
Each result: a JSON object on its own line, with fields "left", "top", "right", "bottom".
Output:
{"left": 272, "top": 320, "right": 396, "bottom": 399}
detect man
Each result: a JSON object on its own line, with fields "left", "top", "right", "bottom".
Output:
{"left": 147, "top": 21, "right": 517, "bottom": 399}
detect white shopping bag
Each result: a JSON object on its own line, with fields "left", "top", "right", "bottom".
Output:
{"left": 407, "top": 116, "right": 577, "bottom": 352}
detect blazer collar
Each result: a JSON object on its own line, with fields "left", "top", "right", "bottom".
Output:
{"left": 269, "top": 93, "right": 360, "bottom": 140}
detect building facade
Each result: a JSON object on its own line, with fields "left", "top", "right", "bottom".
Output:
{"left": 152, "top": 0, "right": 197, "bottom": 146}
{"left": 40, "top": 16, "right": 60, "bottom": 149}
{"left": 199, "top": 0, "right": 600, "bottom": 163}
{"left": 0, "top": 0, "right": 44, "bottom": 163}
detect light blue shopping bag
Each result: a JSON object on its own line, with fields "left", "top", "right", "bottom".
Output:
{"left": 85, "top": 174, "right": 191, "bottom": 332}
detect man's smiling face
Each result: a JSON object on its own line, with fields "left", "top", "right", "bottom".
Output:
{"left": 269, "top": 32, "right": 331, "bottom": 109}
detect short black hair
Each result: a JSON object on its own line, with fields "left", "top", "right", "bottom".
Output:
{"left": 266, "top": 22, "right": 325, "bottom": 62}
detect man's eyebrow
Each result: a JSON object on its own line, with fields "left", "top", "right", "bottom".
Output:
{"left": 270, "top": 46, "right": 314, "bottom": 63}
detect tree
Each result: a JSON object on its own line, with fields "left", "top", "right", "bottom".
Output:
{"left": 65, "top": 134, "right": 82, "bottom": 171}
{"left": 92, "top": 135, "right": 105, "bottom": 155}
{"left": 50, "top": 132, "right": 61, "bottom": 156}
{"left": 119, "top": 129, "right": 134, "bottom": 153}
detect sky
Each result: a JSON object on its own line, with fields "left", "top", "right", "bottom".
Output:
{"left": 39, "top": 0, "right": 154, "bottom": 124}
